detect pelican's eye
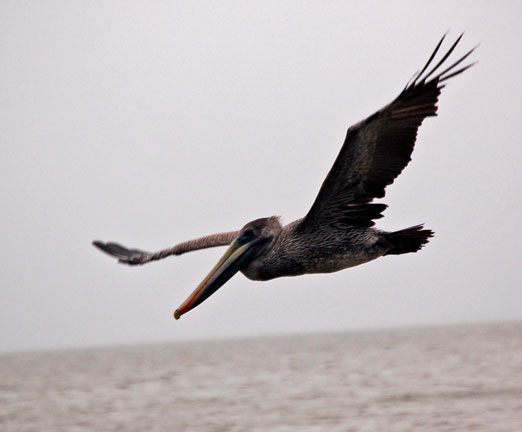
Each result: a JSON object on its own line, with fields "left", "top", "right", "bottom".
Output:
{"left": 243, "top": 229, "right": 255, "bottom": 237}
{"left": 238, "top": 228, "right": 256, "bottom": 244}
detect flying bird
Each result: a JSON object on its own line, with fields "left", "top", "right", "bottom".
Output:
{"left": 93, "top": 34, "right": 475, "bottom": 320}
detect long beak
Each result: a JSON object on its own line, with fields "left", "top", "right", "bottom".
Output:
{"left": 174, "top": 236, "right": 267, "bottom": 320}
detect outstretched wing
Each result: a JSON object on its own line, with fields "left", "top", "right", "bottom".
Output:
{"left": 92, "top": 230, "right": 239, "bottom": 265}
{"left": 299, "top": 34, "right": 475, "bottom": 230}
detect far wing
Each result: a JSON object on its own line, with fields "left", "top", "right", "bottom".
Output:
{"left": 299, "top": 34, "right": 475, "bottom": 230}
{"left": 92, "top": 230, "right": 239, "bottom": 265}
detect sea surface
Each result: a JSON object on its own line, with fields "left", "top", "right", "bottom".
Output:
{"left": 1, "top": 322, "right": 521, "bottom": 432}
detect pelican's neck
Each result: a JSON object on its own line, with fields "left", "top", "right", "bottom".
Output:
{"left": 241, "top": 219, "right": 307, "bottom": 281}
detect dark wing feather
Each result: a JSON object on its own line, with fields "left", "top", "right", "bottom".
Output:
{"left": 299, "top": 34, "right": 475, "bottom": 230}
{"left": 92, "top": 241, "right": 153, "bottom": 265}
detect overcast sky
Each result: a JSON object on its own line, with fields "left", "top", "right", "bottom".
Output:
{"left": 1, "top": 1, "right": 521, "bottom": 352}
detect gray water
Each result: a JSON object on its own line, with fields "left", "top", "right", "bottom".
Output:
{"left": 1, "top": 322, "right": 521, "bottom": 432}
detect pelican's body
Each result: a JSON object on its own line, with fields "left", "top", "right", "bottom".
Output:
{"left": 240, "top": 217, "right": 385, "bottom": 281}
{"left": 93, "top": 35, "right": 475, "bottom": 319}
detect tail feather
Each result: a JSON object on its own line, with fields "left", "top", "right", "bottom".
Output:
{"left": 384, "top": 224, "right": 434, "bottom": 256}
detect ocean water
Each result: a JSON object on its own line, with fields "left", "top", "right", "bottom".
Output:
{"left": 1, "top": 322, "right": 521, "bottom": 432}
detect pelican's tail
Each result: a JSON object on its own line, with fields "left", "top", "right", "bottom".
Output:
{"left": 384, "top": 225, "right": 434, "bottom": 255}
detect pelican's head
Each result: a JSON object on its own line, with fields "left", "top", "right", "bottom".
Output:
{"left": 240, "top": 216, "right": 282, "bottom": 241}
{"left": 174, "top": 216, "right": 282, "bottom": 320}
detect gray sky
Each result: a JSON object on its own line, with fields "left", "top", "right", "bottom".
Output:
{"left": 1, "top": 1, "right": 521, "bottom": 353}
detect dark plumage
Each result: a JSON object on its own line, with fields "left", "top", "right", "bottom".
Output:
{"left": 93, "top": 34, "right": 475, "bottom": 319}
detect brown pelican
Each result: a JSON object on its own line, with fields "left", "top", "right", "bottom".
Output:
{"left": 93, "top": 34, "right": 475, "bottom": 320}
